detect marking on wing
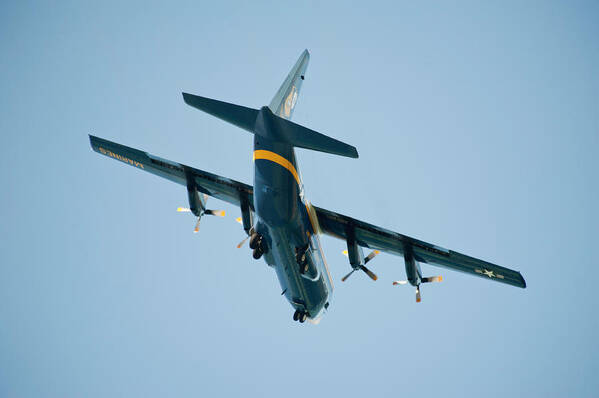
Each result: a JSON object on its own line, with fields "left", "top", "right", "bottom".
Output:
{"left": 475, "top": 268, "right": 504, "bottom": 279}
{"left": 98, "top": 147, "right": 144, "bottom": 169}
{"left": 483, "top": 269, "right": 495, "bottom": 278}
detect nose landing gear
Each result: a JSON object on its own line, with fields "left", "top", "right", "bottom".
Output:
{"left": 293, "top": 309, "right": 308, "bottom": 323}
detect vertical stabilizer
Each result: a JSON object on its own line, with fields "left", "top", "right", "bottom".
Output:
{"left": 268, "top": 49, "right": 310, "bottom": 120}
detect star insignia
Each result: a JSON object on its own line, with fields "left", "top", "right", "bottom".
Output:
{"left": 483, "top": 269, "right": 495, "bottom": 278}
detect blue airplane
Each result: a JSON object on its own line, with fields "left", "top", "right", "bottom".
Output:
{"left": 90, "top": 50, "right": 526, "bottom": 324}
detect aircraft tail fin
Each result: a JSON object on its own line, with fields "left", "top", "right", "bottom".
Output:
{"left": 268, "top": 49, "right": 310, "bottom": 120}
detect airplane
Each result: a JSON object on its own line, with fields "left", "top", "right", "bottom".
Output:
{"left": 89, "top": 49, "right": 526, "bottom": 324}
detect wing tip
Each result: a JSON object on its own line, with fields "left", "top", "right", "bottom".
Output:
{"left": 182, "top": 92, "right": 193, "bottom": 105}
{"left": 89, "top": 134, "right": 100, "bottom": 150}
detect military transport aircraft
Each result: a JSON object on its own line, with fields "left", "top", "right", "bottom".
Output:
{"left": 90, "top": 50, "right": 526, "bottom": 324}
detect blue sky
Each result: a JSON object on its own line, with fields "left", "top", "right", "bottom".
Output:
{"left": 1, "top": 1, "right": 598, "bottom": 397}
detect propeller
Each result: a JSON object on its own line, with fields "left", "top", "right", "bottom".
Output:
{"left": 341, "top": 250, "right": 380, "bottom": 281}
{"left": 234, "top": 217, "right": 252, "bottom": 248}
{"left": 193, "top": 217, "right": 201, "bottom": 233}
{"left": 341, "top": 268, "right": 357, "bottom": 282}
{"left": 177, "top": 207, "right": 225, "bottom": 233}
{"left": 360, "top": 265, "right": 378, "bottom": 281}
{"left": 392, "top": 276, "right": 442, "bottom": 302}
{"left": 364, "top": 250, "right": 381, "bottom": 264}
{"left": 204, "top": 210, "right": 226, "bottom": 217}
{"left": 236, "top": 235, "right": 249, "bottom": 248}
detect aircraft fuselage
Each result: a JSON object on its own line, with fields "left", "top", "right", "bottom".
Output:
{"left": 252, "top": 115, "right": 333, "bottom": 321}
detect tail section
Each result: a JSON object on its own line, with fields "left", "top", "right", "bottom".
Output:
{"left": 269, "top": 49, "right": 310, "bottom": 120}
{"left": 182, "top": 50, "right": 358, "bottom": 159}
{"left": 257, "top": 107, "right": 358, "bottom": 158}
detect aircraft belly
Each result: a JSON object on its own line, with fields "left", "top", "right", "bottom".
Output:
{"left": 253, "top": 138, "right": 331, "bottom": 318}
{"left": 268, "top": 225, "right": 329, "bottom": 318}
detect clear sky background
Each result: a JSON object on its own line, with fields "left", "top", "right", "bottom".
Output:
{"left": 1, "top": 1, "right": 598, "bottom": 397}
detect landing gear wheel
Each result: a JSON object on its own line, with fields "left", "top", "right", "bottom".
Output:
{"left": 300, "top": 262, "right": 309, "bottom": 274}
{"left": 252, "top": 247, "right": 263, "bottom": 259}
{"left": 297, "top": 251, "right": 308, "bottom": 274}
{"left": 249, "top": 233, "right": 260, "bottom": 250}
{"left": 297, "top": 252, "right": 306, "bottom": 264}
{"left": 299, "top": 312, "right": 307, "bottom": 323}
{"left": 293, "top": 310, "right": 300, "bottom": 321}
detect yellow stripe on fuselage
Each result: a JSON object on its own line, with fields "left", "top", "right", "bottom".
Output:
{"left": 253, "top": 150, "right": 301, "bottom": 185}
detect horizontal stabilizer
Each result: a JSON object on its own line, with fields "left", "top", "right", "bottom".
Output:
{"left": 268, "top": 110, "right": 358, "bottom": 158}
{"left": 182, "top": 93, "right": 259, "bottom": 133}
{"left": 183, "top": 91, "right": 358, "bottom": 159}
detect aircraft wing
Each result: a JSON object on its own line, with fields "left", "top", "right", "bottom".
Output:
{"left": 313, "top": 206, "right": 526, "bottom": 288}
{"left": 89, "top": 135, "right": 254, "bottom": 209}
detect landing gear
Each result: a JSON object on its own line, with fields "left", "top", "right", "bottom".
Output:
{"left": 293, "top": 309, "right": 308, "bottom": 323}
{"left": 249, "top": 233, "right": 261, "bottom": 249}
{"left": 296, "top": 246, "right": 309, "bottom": 274}
{"left": 249, "top": 232, "right": 267, "bottom": 259}
{"left": 300, "top": 262, "right": 309, "bottom": 274}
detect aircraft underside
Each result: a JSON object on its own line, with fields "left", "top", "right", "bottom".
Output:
{"left": 89, "top": 49, "right": 525, "bottom": 324}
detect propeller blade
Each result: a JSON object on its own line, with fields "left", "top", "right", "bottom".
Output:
{"left": 235, "top": 217, "right": 243, "bottom": 225}
{"left": 364, "top": 250, "right": 380, "bottom": 264}
{"left": 206, "top": 210, "right": 225, "bottom": 217}
{"left": 236, "top": 235, "right": 249, "bottom": 249}
{"left": 392, "top": 280, "right": 408, "bottom": 285}
{"left": 422, "top": 276, "right": 442, "bottom": 283}
{"left": 177, "top": 207, "right": 191, "bottom": 212}
{"left": 193, "top": 217, "right": 201, "bottom": 233}
{"left": 360, "top": 265, "right": 378, "bottom": 281}
{"left": 341, "top": 269, "right": 356, "bottom": 282}
{"left": 342, "top": 250, "right": 348, "bottom": 257}
{"left": 416, "top": 287, "right": 421, "bottom": 303}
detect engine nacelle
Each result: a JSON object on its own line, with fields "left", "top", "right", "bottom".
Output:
{"left": 345, "top": 231, "right": 364, "bottom": 269}
{"left": 186, "top": 182, "right": 206, "bottom": 217}
{"left": 239, "top": 193, "right": 253, "bottom": 235}
{"left": 403, "top": 245, "right": 422, "bottom": 287}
